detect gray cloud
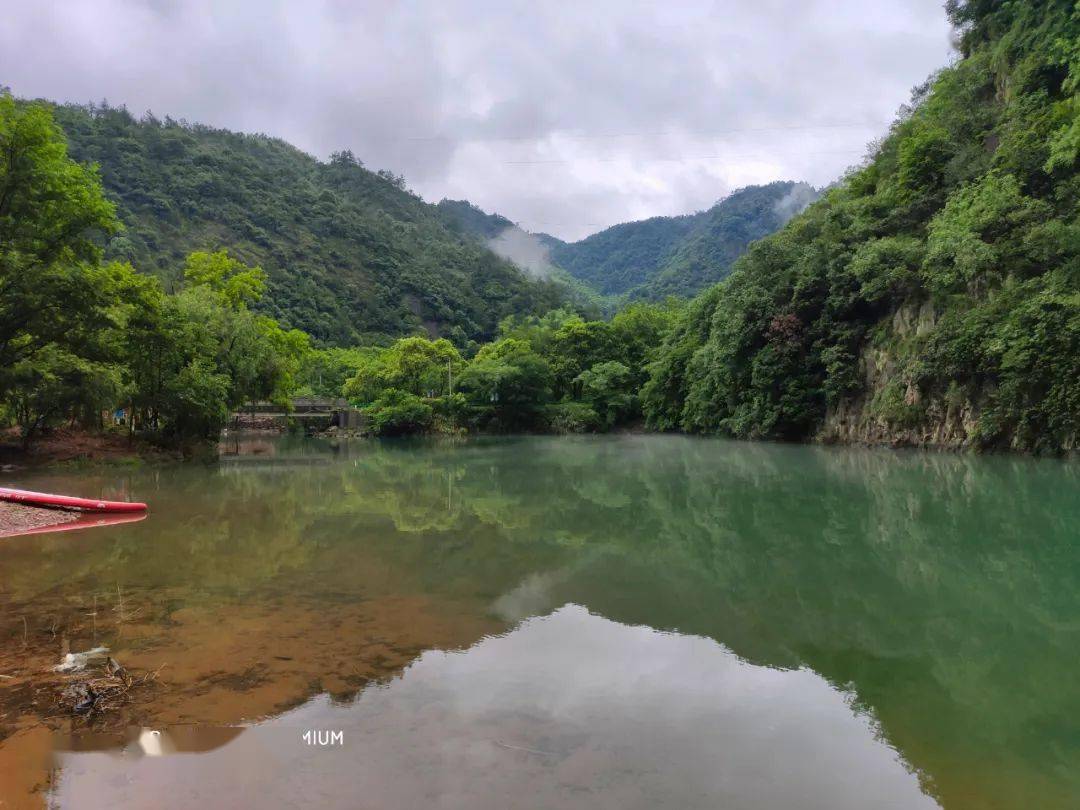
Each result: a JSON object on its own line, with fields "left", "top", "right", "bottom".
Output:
{"left": 0, "top": 0, "right": 953, "bottom": 240}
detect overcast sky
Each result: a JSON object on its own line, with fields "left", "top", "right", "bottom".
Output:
{"left": 1, "top": 1, "right": 954, "bottom": 241}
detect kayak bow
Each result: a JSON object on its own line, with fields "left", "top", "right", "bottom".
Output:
{"left": 0, "top": 487, "right": 148, "bottom": 513}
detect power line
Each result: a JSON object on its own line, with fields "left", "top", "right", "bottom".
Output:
{"left": 501, "top": 147, "right": 866, "bottom": 166}
{"left": 390, "top": 121, "right": 890, "bottom": 145}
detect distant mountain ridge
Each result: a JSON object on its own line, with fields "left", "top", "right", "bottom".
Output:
{"left": 440, "top": 182, "right": 820, "bottom": 302}
{"left": 634, "top": 182, "right": 819, "bottom": 300}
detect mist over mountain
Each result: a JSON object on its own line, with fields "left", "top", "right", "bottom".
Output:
{"left": 633, "top": 181, "right": 819, "bottom": 300}
{"left": 50, "top": 104, "right": 568, "bottom": 346}
{"left": 443, "top": 182, "right": 819, "bottom": 301}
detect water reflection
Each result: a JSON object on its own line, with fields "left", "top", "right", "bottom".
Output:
{"left": 0, "top": 509, "right": 146, "bottom": 539}
{"left": 0, "top": 435, "right": 1077, "bottom": 808}
{"left": 51, "top": 607, "right": 938, "bottom": 810}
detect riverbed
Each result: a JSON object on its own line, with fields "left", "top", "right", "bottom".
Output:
{"left": 1, "top": 435, "right": 1077, "bottom": 809}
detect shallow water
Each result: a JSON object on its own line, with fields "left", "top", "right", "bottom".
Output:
{"left": 1, "top": 435, "right": 1078, "bottom": 808}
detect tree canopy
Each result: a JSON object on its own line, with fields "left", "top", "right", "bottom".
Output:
{"left": 48, "top": 101, "right": 571, "bottom": 346}
{"left": 642, "top": 0, "right": 1080, "bottom": 453}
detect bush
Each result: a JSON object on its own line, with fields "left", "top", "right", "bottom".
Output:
{"left": 363, "top": 389, "right": 434, "bottom": 436}
{"left": 545, "top": 402, "right": 601, "bottom": 434}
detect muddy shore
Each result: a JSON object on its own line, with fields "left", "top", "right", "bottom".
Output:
{"left": 0, "top": 427, "right": 182, "bottom": 468}
{"left": 0, "top": 503, "right": 80, "bottom": 535}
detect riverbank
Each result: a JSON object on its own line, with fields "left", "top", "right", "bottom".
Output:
{"left": 0, "top": 503, "right": 80, "bottom": 535}
{"left": 0, "top": 427, "right": 183, "bottom": 469}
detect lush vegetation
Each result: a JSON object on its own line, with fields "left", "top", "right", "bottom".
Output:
{"left": 643, "top": 0, "right": 1080, "bottom": 453}
{"left": 5, "top": 0, "right": 1077, "bottom": 454}
{"left": 438, "top": 184, "right": 816, "bottom": 304}
{"left": 546, "top": 182, "right": 818, "bottom": 299}
{"left": 436, "top": 198, "right": 616, "bottom": 314}
{"left": 48, "top": 103, "right": 569, "bottom": 346}
{"left": 305, "top": 302, "right": 682, "bottom": 435}
{"left": 0, "top": 94, "right": 309, "bottom": 447}
{"left": 633, "top": 182, "right": 819, "bottom": 300}
{"left": 0, "top": 90, "right": 678, "bottom": 447}
{"left": 437, "top": 199, "right": 517, "bottom": 240}
{"left": 547, "top": 215, "right": 699, "bottom": 296}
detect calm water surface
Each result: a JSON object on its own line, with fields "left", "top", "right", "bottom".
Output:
{"left": 0, "top": 435, "right": 1077, "bottom": 809}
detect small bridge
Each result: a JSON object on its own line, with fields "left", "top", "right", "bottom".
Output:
{"left": 232, "top": 398, "right": 364, "bottom": 430}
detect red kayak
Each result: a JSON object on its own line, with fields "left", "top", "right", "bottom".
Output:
{"left": 0, "top": 487, "right": 148, "bottom": 513}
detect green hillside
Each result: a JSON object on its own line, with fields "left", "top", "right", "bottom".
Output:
{"left": 442, "top": 182, "right": 818, "bottom": 301}
{"left": 643, "top": 0, "right": 1080, "bottom": 453}
{"left": 551, "top": 182, "right": 817, "bottom": 299}
{"left": 436, "top": 198, "right": 515, "bottom": 240}
{"left": 549, "top": 214, "right": 701, "bottom": 296}
{"left": 634, "top": 181, "right": 818, "bottom": 300}
{"left": 50, "top": 104, "right": 567, "bottom": 346}
{"left": 436, "top": 198, "right": 614, "bottom": 314}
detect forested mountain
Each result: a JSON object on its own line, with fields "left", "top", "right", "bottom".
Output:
{"left": 547, "top": 214, "right": 700, "bottom": 296}
{"left": 436, "top": 198, "right": 613, "bottom": 313}
{"left": 49, "top": 104, "right": 567, "bottom": 346}
{"left": 633, "top": 182, "right": 819, "bottom": 300}
{"left": 442, "top": 182, "right": 818, "bottom": 301}
{"left": 550, "top": 182, "right": 818, "bottom": 299}
{"left": 643, "top": 0, "right": 1080, "bottom": 453}
{"left": 437, "top": 199, "right": 515, "bottom": 240}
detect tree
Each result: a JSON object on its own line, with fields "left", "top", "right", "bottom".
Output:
{"left": 6, "top": 347, "right": 122, "bottom": 448}
{"left": 0, "top": 94, "right": 118, "bottom": 387}
{"left": 297, "top": 346, "right": 380, "bottom": 397}
{"left": 183, "top": 249, "right": 266, "bottom": 310}
{"left": 459, "top": 338, "right": 553, "bottom": 429}
{"left": 549, "top": 318, "right": 619, "bottom": 398}
{"left": 363, "top": 389, "right": 434, "bottom": 436}
{"left": 575, "top": 361, "right": 637, "bottom": 429}
{"left": 117, "top": 255, "right": 309, "bottom": 442}
{"left": 343, "top": 337, "right": 462, "bottom": 403}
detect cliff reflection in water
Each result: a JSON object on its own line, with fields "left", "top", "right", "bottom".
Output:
{"left": 0, "top": 435, "right": 1076, "bottom": 809}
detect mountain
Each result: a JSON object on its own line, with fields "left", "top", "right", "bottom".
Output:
{"left": 632, "top": 182, "right": 819, "bottom": 300}
{"left": 551, "top": 181, "right": 818, "bottom": 299}
{"left": 548, "top": 214, "right": 701, "bottom": 296}
{"left": 441, "top": 182, "right": 819, "bottom": 302}
{"left": 49, "top": 104, "right": 567, "bottom": 346}
{"left": 437, "top": 198, "right": 515, "bottom": 241}
{"left": 643, "top": 0, "right": 1080, "bottom": 454}
{"left": 436, "top": 199, "right": 613, "bottom": 313}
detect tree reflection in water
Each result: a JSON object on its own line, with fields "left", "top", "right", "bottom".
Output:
{"left": 0, "top": 435, "right": 1076, "bottom": 809}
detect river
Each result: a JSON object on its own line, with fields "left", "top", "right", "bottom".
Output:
{"left": 0, "top": 435, "right": 1077, "bottom": 809}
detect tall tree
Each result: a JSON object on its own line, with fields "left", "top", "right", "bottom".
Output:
{"left": 0, "top": 94, "right": 118, "bottom": 383}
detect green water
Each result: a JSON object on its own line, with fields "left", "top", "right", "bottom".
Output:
{"left": 2, "top": 435, "right": 1078, "bottom": 809}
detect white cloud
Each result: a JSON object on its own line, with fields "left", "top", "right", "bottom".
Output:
{"left": 1, "top": 0, "right": 953, "bottom": 240}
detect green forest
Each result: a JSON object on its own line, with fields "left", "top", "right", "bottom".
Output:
{"left": 0, "top": 94, "right": 310, "bottom": 446}
{"left": 644, "top": 0, "right": 1080, "bottom": 453}
{"left": 1, "top": 0, "right": 1078, "bottom": 453}
{"left": 546, "top": 181, "right": 820, "bottom": 300}
{"left": 440, "top": 182, "right": 818, "bottom": 302}
{"left": 49, "top": 103, "right": 568, "bottom": 346}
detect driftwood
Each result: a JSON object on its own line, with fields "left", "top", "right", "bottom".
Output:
{"left": 56, "top": 656, "right": 163, "bottom": 718}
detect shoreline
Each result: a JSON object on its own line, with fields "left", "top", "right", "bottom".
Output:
{"left": 0, "top": 428, "right": 184, "bottom": 470}
{"left": 0, "top": 503, "right": 81, "bottom": 535}
{"left": 0, "top": 425, "right": 1074, "bottom": 473}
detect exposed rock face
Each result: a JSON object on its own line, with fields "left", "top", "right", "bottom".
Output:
{"left": 819, "top": 302, "right": 1022, "bottom": 452}
{"left": 819, "top": 397, "right": 983, "bottom": 450}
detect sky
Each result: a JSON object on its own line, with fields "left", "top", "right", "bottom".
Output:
{"left": 1, "top": 1, "right": 955, "bottom": 241}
